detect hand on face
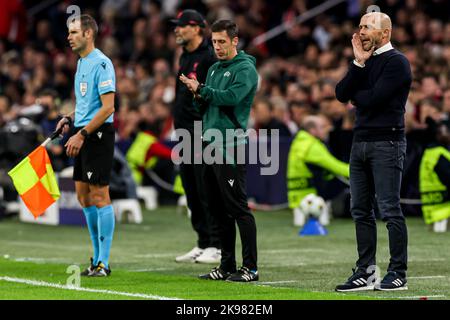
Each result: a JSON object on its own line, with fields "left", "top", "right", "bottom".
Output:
{"left": 352, "top": 33, "right": 375, "bottom": 65}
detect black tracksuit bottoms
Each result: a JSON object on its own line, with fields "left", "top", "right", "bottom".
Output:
{"left": 202, "top": 163, "right": 258, "bottom": 272}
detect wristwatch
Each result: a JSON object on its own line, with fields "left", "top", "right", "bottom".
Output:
{"left": 196, "top": 83, "right": 205, "bottom": 95}
{"left": 80, "top": 128, "right": 89, "bottom": 138}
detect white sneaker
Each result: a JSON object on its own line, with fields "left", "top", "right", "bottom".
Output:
{"left": 195, "top": 247, "right": 221, "bottom": 264}
{"left": 293, "top": 207, "right": 306, "bottom": 226}
{"left": 175, "top": 247, "right": 204, "bottom": 263}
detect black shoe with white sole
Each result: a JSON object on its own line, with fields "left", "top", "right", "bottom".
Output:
{"left": 90, "top": 262, "right": 111, "bottom": 277}
{"left": 375, "top": 271, "right": 408, "bottom": 291}
{"left": 335, "top": 268, "right": 375, "bottom": 292}
{"left": 199, "top": 267, "right": 233, "bottom": 280}
{"left": 226, "top": 266, "right": 259, "bottom": 282}
{"left": 80, "top": 257, "right": 95, "bottom": 276}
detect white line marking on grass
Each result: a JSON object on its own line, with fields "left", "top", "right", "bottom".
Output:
{"left": 409, "top": 276, "right": 447, "bottom": 280}
{"left": 13, "top": 257, "right": 78, "bottom": 264}
{"left": 258, "top": 280, "right": 299, "bottom": 285}
{"left": 0, "top": 276, "right": 182, "bottom": 300}
{"left": 335, "top": 293, "right": 447, "bottom": 300}
{"left": 131, "top": 268, "right": 174, "bottom": 272}
{"left": 2, "top": 241, "right": 85, "bottom": 251}
{"left": 134, "top": 253, "right": 179, "bottom": 258}
{"left": 261, "top": 248, "right": 329, "bottom": 254}
{"left": 408, "top": 258, "right": 446, "bottom": 262}
{"left": 260, "top": 262, "right": 306, "bottom": 267}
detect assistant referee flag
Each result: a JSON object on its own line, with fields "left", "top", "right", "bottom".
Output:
{"left": 8, "top": 145, "right": 60, "bottom": 218}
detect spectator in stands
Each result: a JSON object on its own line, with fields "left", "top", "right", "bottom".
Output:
{"left": 0, "top": 96, "right": 12, "bottom": 128}
{"left": 0, "top": 0, "right": 27, "bottom": 46}
{"left": 416, "top": 99, "right": 446, "bottom": 142}
{"left": 252, "top": 97, "right": 291, "bottom": 137}
{"left": 421, "top": 74, "right": 442, "bottom": 101}
{"left": 441, "top": 88, "right": 450, "bottom": 116}
{"left": 37, "top": 89, "right": 68, "bottom": 172}
{"left": 319, "top": 97, "right": 347, "bottom": 129}
{"left": 289, "top": 100, "right": 312, "bottom": 133}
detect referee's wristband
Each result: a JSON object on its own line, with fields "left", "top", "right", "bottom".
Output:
{"left": 80, "top": 128, "right": 89, "bottom": 138}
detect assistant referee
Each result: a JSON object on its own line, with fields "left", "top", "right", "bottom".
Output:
{"left": 57, "top": 14, "right": 116, "bottom": 277}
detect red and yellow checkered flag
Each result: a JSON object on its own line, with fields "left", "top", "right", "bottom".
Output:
{"left": 8, "top": 145, "right": 60, "bottom": 218}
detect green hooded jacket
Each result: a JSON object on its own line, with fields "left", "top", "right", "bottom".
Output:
{"left": 196, "top": 50, "right": 258, "bottom": 148}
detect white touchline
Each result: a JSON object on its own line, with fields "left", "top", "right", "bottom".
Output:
{"left": 131, "top": 268, "right": 175, "bottom": 272}
{"left": 408, "top": 276, "right": 447, "bottom": 280}
{"left": 408, "top": 258, "right": 446, "bottom": 262}
{"left": 134, "top": 253, "right": 180, "bottom": 258}
{"left": 261, "top": 248, "right": 329, "bottom": 254}
{"left": 260, "top": 262, "right": 306, "bottom": 267}
{"left": 335, "top": 293, "right": 447, "bottom": 300}
{"left": 2, "top": 240, "right": 86, "bottom": 250}
{"left": 257, "top": 280, "right": 299, "bottom": 285}
{"left": 0, "top": 276, "right": 183, "bottom": 300}
{"left": 13, "top": 257, "right": 77, "bottom": 264}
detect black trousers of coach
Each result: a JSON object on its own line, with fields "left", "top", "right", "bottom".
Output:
{"left": 179, "top": 130, "right": 220, "bottom": 249}
{"left": 202, "top": 162, "right": 258, "bottom": 272}
{"left": 350, "top": 139, "right": 408, "bottom": 278}
{"left": 180, "top": 162, "right": 221, "bottom": 249}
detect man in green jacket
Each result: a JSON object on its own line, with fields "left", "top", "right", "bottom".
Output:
{"left": 287, "top": 115, "right": 350, "bottom": 226}
{"left": 180, "top": 19, "right": 259, "bottom": 282}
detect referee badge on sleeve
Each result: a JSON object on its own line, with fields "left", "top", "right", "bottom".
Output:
{"left": 80, "top": 82, "right": 88, "bottom": 96}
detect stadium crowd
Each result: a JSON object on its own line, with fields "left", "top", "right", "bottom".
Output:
{"left": 0, "top": 0, "right": 449, "bottom": 217}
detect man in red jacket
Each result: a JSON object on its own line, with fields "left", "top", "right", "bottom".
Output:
{"left": 0, "top": 0, "right": 27, "bottom": 46}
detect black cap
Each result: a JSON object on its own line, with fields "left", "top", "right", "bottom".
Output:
{"left": 170, "top": 10, "right": 206, "bottom": 28}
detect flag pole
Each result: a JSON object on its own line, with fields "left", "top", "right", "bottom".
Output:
{"left": 41, "top": 118, "right": 71, "bottom": 147}
{"left": 41, "top": 138, "right": 52, "bottom": 147}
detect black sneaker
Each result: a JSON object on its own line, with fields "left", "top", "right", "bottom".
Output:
{"left": 335, "top": 268, "right": 375, "bottom": 292}
{"left": 90, "top": 262, "right": 111, "bottom": 277}
{"left": 199, "top": 267, "right": 232, "bottom": 280}
{"left": 80, "top": 257, "right": 95, "bottom": 276}
{"left": 375, "top": 271, "right": 408, "bottom": 291}
{"left": 227, "top": 266, "right": 259, "bottom": 282}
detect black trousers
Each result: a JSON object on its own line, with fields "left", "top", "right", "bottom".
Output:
{"left": 203, "top": 163, "right": 258, "bottom": 272}
{"left": 180, "top": 162, "right": 221, "bottom": 249}
{"left": 350, "top": 139, "right": 408, "bottom": 277}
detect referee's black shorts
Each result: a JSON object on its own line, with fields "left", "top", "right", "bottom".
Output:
{"left": 73, "top": 123, "right": 115, "bottom": 186}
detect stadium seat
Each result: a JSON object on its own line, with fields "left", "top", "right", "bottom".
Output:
{"left": 112, "top": 199, "right": 143, "bottom": 224}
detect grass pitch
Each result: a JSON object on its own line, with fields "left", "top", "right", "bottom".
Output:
{"left": 0, "top": 206, "right": 449, "bottom": 300}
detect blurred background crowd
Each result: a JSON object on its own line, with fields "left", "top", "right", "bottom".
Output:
{"left": 0, "top": 0, "right": 449, "bottom": 216}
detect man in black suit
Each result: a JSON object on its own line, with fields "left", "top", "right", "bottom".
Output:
{"left": 171, "top": 10, "right": 221, "bottom": 264}
{"left": 334, "top": 11, "right": 412, "bottom": 292}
